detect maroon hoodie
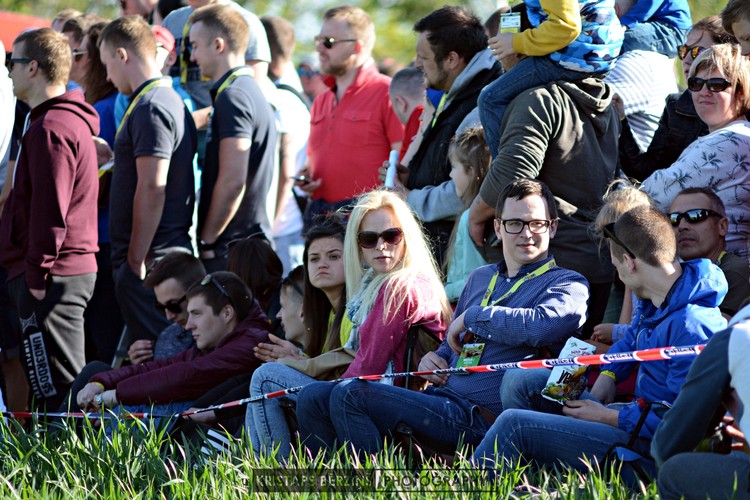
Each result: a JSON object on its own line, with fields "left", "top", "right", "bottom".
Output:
{"left": 0, "top": 89, "right": 99, "bottom": 290}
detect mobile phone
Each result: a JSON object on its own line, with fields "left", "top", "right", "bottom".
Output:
{"left": 291, "top": 175, "right": 311, "bottom": 184}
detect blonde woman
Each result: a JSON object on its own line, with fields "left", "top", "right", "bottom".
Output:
{"left": 294, "top": 189, "right": 451, "bottom": 449}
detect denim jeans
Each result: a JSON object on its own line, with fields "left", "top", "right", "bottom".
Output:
{"left": 246, "top": 362, "right": 316, "bottom": 458}
{"left": 104, "top": 400, "right": 194, "bottom": 437}
{"left": 621, "top": 21, "right": 686, "bottom": 59}
{"left": 501, "top": 368, "right": 599, "bottom": 414}
{"left": 296, "top": 379, "right": 491, "bottom": 457}
{"left": 658, "top": 452, "right": 750, "bottom": 500}
{"left": 478, "top": 55, "right": 589, "bottom": 157}
{"left": 472, "top": 408, "right": 654, "bottom": 480}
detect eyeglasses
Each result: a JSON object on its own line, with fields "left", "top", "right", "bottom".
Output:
{"left": 200, "top": 274, "right": 234, "bottom": 307}
{"left": 497, "top": 219, "right": 554, "bottom": 234}
{"left": 72, "top": 49, "right": 87, "bottom": 62}
{"left": 603, "top": 222, "right": 637, "bottom": 259}
{"left": 357, "top": 227, "right": 404, "bottom": 249}
{"left": 687, "top": 76, "right": 732, "bottom": 93}
{"left": 677, "top": 44, "right": 707, "bottom": 61}
{"left": 315, "top": 36, "right": 357, "bottom": 49}
{"left": 8, "top": 58, "right": 32, "bottom": 71}
{"left": 155, "top": 295, "right": 186, "bottom": 315}
{"left": 667, "top": 208, "right": 722, "bottom": 227}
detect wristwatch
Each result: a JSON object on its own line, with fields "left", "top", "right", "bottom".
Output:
{"left": 198, "top": 239, "right": 219, "bottom": 251}
{"left": 94, "top": 393, "right": 104, "bottom": 407}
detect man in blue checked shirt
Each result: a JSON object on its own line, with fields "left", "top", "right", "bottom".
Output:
{"left": 295, "top": 178, "right": 589, "bottom": 456}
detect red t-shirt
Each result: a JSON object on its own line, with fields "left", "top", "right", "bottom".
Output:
{"left": 307, "top": 61, "right": 404, "bottom": 202}
{"left": 399, "top": 104, "right": 423, "bottom": 161}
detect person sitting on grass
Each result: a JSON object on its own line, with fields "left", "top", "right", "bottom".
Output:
{"left": 295, "top": 179, "right": 588, "bottom": 458}
{"left": 73, "top": 272, "right": 270, "bottom": 416}
{"left": 476, "top": 206, "right": 727, "bottom": 484}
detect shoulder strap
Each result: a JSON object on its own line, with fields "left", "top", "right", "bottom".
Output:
{"left": 275, "top": 82, "right": 311, "bottom": 111}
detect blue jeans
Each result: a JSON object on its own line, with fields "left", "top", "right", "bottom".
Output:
{"left": 246, "top": 362, "right": 316, "bottom": 458}
{"left": 105, "top": 400, "right": 194, "bottom": 436}
{"left": 501, "top": 368, "right": 598, "bottom": 414}
{"left": 296, "top": 380, "right": 491, "bottom": 457}
{"left": 472, "top": 408, "right": 654, "bottom": 479}
{"left": 621, "top": 21, "right": 687, "bottom": 59}
{"left": 478, "top": 55, "right": 589, "bottom": 157}
{"left": 658, "top": 452, "right": 750, "bottom": 500}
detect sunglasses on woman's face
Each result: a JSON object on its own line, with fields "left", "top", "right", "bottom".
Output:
{"left": 677, "top": 44, "right": 706, "bottom": 60}
{"left": 687, "top": 76, "right": 732, "bottom": 93}
{"left": 357, "top": 227, "right": 404, "bottom": 249}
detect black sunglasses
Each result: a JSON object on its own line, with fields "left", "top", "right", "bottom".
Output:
{"left": 668, "top": 208, "right": 722, "bottom": 227}
{"left": 677, "top": 44, "right": 706, "bottom": 61}
{"left": 155, "top": 295, "right": 186, "bottom": 315}
{"left": 497, "top": 218, "right": 554, "bottom": 235}
{"left": 687, "top": 76, "right": 732, "bottom": 93}
{"left": 200, "top": 274, "right": 234, "bottom": 307}
{"left": 8, "top": 58, "right": 32, "bottom": 71}
{"left": 357, "top": 227, "right": 404, "bottom": 249}
{"left": 603, "top": 222, "right": 636, "bottom": 259}
{"left": 315, "top": 36, "right": 357, "bottom": 49}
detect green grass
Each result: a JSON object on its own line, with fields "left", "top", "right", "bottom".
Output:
{"left": 0, "top": 414, "right": 659, "bottom": 499}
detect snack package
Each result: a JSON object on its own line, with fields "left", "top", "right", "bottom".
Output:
{"left": 541, "top": 337, "right": 596, "bottom": 404}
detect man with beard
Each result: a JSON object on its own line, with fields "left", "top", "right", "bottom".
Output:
{"left": 296, "top": 5, "right": 403, "bottom": 230}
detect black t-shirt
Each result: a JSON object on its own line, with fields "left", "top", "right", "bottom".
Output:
{"left": 198, "top": 67, "right": 277, "bottom": 245}
{"left": 109, "top": 78, "right": 197, "bottom": 267}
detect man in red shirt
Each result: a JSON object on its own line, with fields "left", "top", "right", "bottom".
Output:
{"left": 297, "top": 5, "right": 403, "bottom": 230}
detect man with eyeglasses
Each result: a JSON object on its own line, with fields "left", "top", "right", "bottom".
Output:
{"left": 74, "top": 271, "right": 270, "bottom": 415}
{"left": 295, "top": 6, "right": 403, "bottom": 232}
{"left": 668, "top": 187, "right": 750, "bottom": 319}
{"left": 296, "top": 178, "right": 588, "bottom": 458}
{"left": 0, "top": 28, "right": 99, "bottom": 410}
{"left": 475, "top": 205, "right": 727, "bottom": 481}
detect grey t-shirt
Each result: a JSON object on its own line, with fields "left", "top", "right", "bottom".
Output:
{"left": 162, "top": 1, "right": 271, "bottom": 109}
{"left": 109, "top": 79, "right": 197, "bottom": 268}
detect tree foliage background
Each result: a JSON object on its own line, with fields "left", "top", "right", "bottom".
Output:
{"left": 0, "top": 0, "right": 731, "bottom": 65}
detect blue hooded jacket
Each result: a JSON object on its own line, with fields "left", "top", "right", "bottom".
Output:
{"left": 607, "top": 258, "right": 727, "bottom": 439}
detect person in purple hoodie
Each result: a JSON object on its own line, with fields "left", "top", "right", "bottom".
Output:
{"left": 0, "top": 28, "right": 100, "bottom": 410}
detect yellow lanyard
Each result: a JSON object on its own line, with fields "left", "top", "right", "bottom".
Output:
{"left": 480, "top": 259, "right": 556, "bottom": 307}
{"left": 213, "top": 67, "right": 254, "bottom": 102}
{"left": 116, "top": 78, "right": 172, "bottom": 139}
{"left": 716, "top": 250, "right": 727, "bottom": 265}
{"left": 180, "top": 21, "right": 190, "bottom": 84}
{"left": 431, "top": 93, "right": 447, "bottom": 128}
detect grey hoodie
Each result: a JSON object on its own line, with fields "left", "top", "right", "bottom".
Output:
{"left": 479, "top": 78, "right": 620, "bottom": 285}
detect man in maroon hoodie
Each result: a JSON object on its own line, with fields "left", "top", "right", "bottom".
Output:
{"left": 0, "top": 28, "right": 99, "bottom": 410}
{"left": 74, "top": 271, "right": 270, "bottom": 415}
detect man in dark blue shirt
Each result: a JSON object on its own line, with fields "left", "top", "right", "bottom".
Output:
{"left": 188, "top": 3, "right": 277, "bottom": 272}
{"left": 295, "top": 178, "right": 589, "bottom": 456}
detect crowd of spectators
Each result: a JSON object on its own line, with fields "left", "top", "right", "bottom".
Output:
{"left": 1, "top": 0, "right": 750, "bottom": 495}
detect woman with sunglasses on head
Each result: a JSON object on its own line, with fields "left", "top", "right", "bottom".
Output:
{"left": 641, "top": 43, "right": 750, "bottom": 260}
{"left": 620, "top": 16, "right": 737, "bottom": 181}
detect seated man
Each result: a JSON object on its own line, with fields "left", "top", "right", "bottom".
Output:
{"left": 74, "top": 272, "right": 270, "bottom": 415}
{"left": 127, "top": 251, "right": 205, "bottom": 365}
{"left": 295, "top": 178, "right": 589, "bottom": 456}
{"left": 476, "top": 206, "right": 728, "bottom": 480}
{"left": 668, "top": 187, "right": 750, "bottom": 319}
{"left": 651, "top": 313, "right": 750, "bottom": 499}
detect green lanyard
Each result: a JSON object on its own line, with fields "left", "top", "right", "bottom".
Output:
{"left": 213, "top": 67, "right": 254, "bottom": 102}
{"left": 480, "top": 259, "right": 556, "bottom": 307}
{"left": 180, "top": 21, "right": 190, "bottom": 84}
{"left": 431, "top": 93, "right": 447, "bottom": 128}
{"left": 716, "top": 250, "right": 727, "bottom": 265}
{"left": 116, "top": 77, "right": 173, "bottom": 139}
